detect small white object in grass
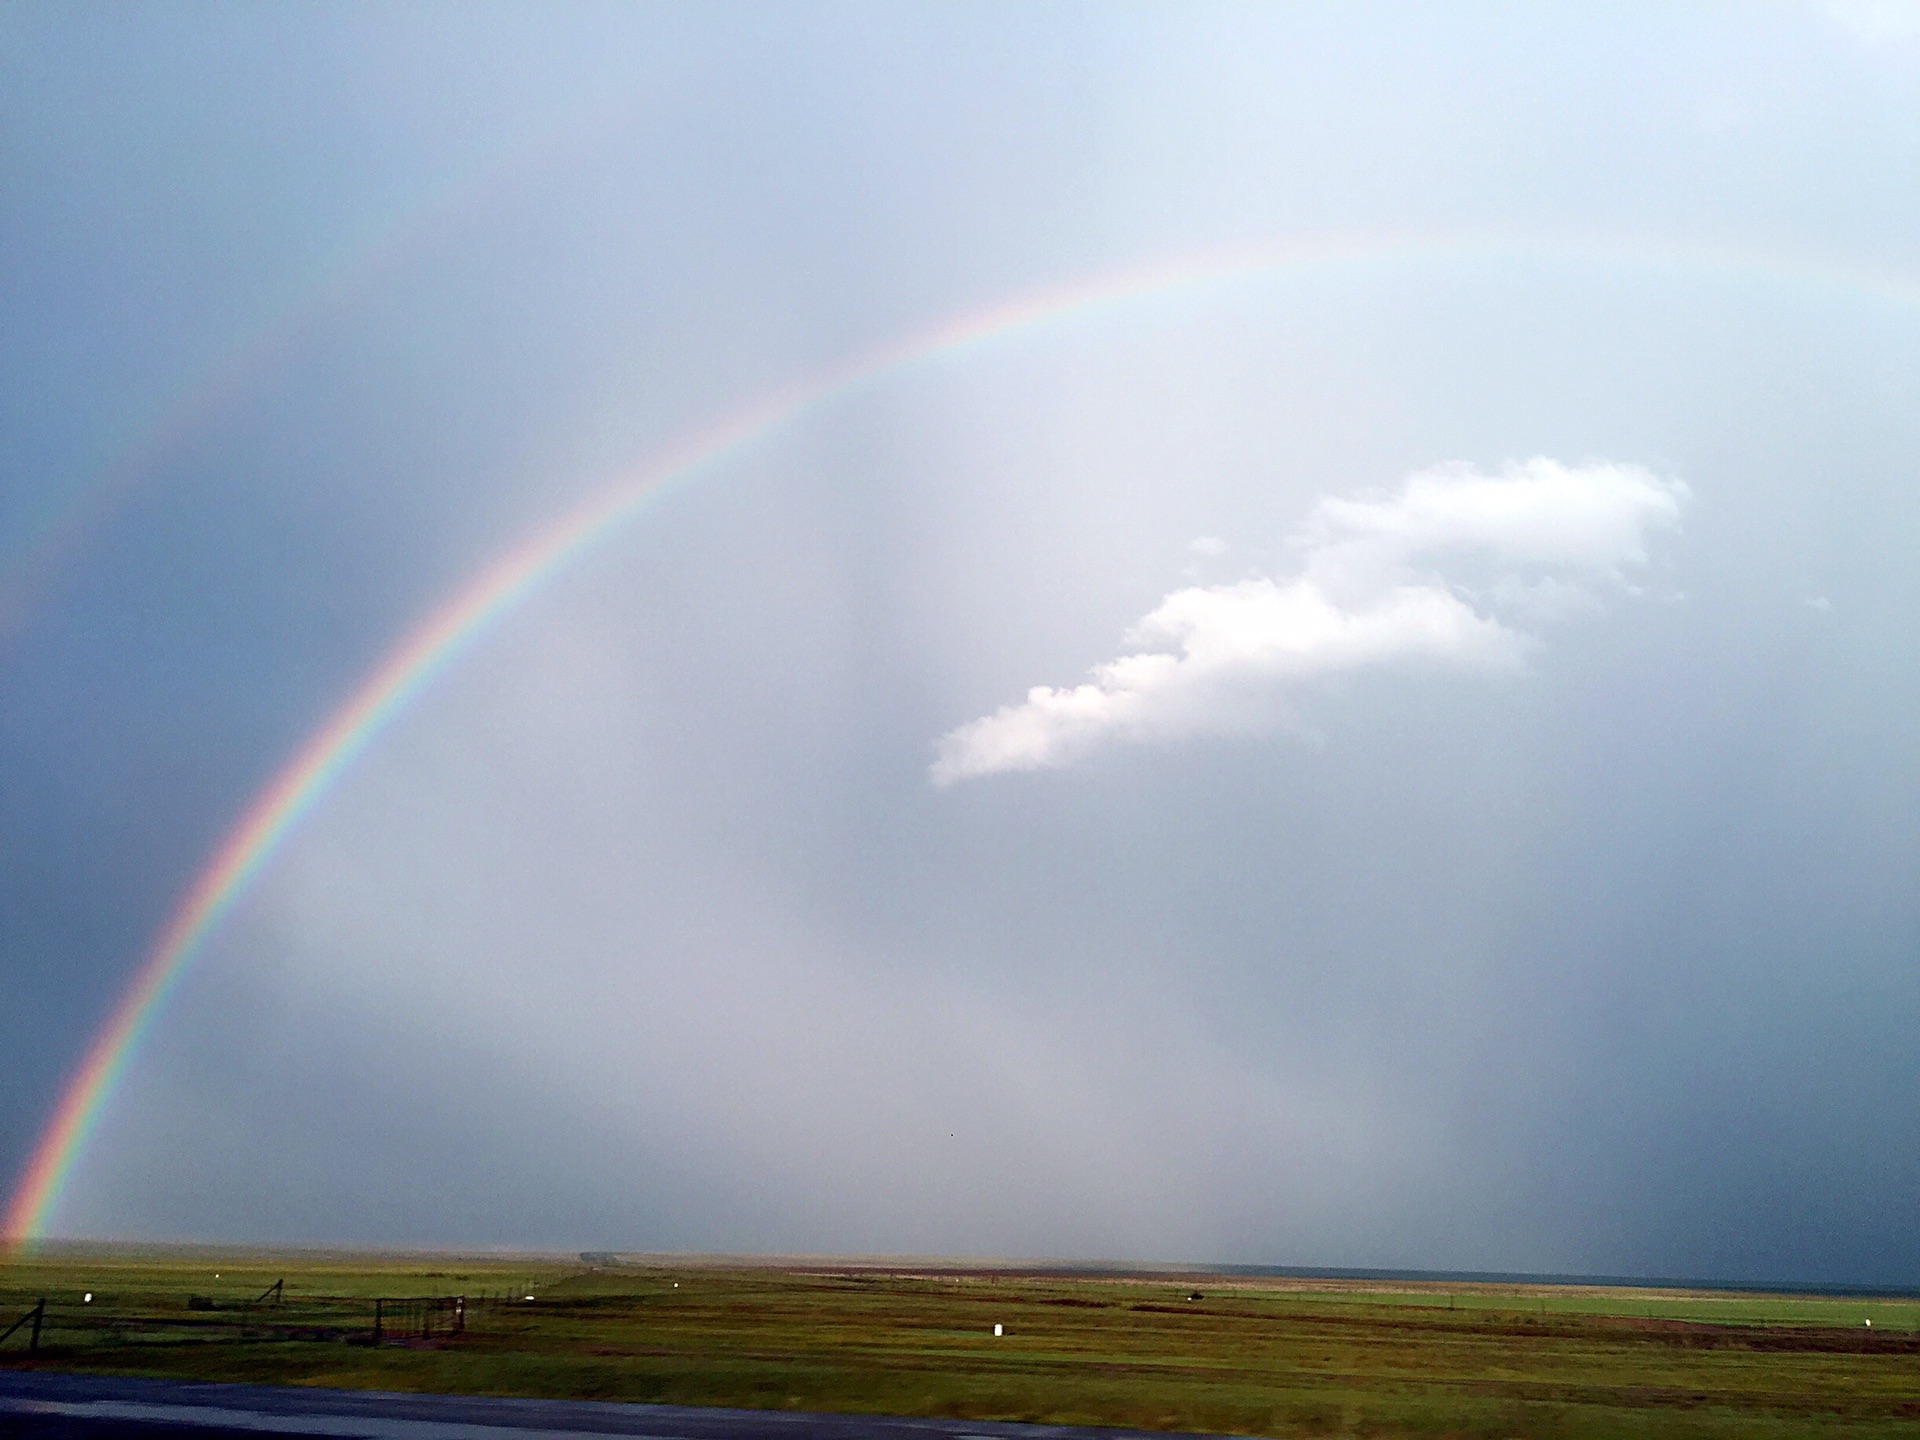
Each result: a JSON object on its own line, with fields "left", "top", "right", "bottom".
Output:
{"left": 993, "top": 1323, "right": 1003, "bottom": 1337}
{"left": 83, "top": 1293, "right": 92, "bottom": 1303}
{"left": 673, "top": 1282, "right": 679, "bottom": 1288}
{"left": 525, "top": 1295, "right": 535, "bottom": 1301}
{"left": 1866, "top": 1319, "right": 1872, "bottom": 1327}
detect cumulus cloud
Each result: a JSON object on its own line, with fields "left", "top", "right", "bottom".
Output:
{"left": 932, "top": 459, "right": 1687, "bottom": 784}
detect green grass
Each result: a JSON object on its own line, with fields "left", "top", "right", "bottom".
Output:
{"left": 4, "top": 1251, "right": 1919, "bottom": 1438}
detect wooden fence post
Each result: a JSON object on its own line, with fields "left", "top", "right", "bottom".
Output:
{"left": 0, "top": 1299, "right": 46, "bottom": 1353}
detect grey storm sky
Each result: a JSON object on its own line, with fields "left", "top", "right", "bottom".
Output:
{"left": 3, "top": 3, "right": 1919, "bottom": 1283}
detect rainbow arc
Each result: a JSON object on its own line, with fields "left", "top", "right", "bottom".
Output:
{"left": 8, "top": 230, "right": 1918, "bottom": 1246}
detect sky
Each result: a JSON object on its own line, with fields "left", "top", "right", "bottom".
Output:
{"left": 3, "top": 2, "right": 1919, "bottom": 1284}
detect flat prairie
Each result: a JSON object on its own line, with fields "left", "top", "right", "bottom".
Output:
{"left": 3, "top": 1250, "right": 1918, "bottom": 1438}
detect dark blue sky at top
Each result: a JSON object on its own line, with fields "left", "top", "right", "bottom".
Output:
{"left": 3, "top": 3, "right": 1919, "bottom": 1282}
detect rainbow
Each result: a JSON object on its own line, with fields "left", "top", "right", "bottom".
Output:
{"left": 0, "top": 99, "right": 622, "bottom": 639}
{"left": 8, "top": 230, "right": 1920, "bottom": 1245}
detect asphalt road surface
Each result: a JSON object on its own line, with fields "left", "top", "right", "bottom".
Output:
{"left": 0, "top": 1372, "right": 1213, "bottom": 1440}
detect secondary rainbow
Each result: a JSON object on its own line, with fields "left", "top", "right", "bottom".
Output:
{"left": 0, "top": 99, "right": 622, "bottom": 639}
{"left": 9, "top": 230, "right": 1920, "bottom": 1245}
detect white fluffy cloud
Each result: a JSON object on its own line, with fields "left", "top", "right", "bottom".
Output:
{"left": 932, "top": 459, "right": 1687, "bottom": 784}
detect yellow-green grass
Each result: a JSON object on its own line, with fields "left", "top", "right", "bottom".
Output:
{"left": 4, "top": 1251, "right": 1919, "bottom": 1438}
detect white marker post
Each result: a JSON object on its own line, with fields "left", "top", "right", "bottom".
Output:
{"left": 993, "top": 1323, "right": 1003, "bottom": 1337}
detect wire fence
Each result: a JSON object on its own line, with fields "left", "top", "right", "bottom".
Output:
{"left": 0, "top": 1285, "right": 528, "bottom": 1355}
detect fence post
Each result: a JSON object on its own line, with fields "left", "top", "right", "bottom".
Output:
{"left": 0, "top": 1299, "right": 45, "bottom": 1352}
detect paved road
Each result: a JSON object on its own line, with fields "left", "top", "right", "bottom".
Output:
{"left": 0, "top": 1372, "right": 1212, "bottom": 1440}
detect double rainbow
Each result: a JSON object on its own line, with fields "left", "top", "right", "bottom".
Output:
{"left": 7, "top": 231, "right": 1917, "bottom": 1245}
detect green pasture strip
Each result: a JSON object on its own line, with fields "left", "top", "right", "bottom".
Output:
{"left": 4, "top": 1256, "right": 1920, "bottom": 1438}
{"left": 1228, "top": 1285, "right": 1920, "bottom": 1330}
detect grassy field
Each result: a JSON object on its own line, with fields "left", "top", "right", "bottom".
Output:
{"left": 4, "top": 1250, "right": 1919, "bottom": 1438}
